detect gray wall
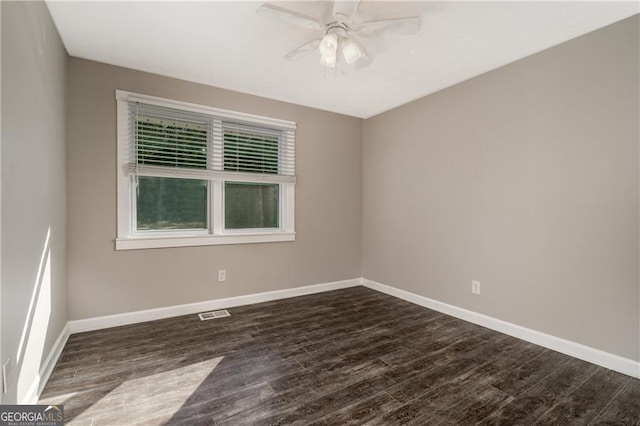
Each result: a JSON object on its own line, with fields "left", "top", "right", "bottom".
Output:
{"left": 66, "top": 58, "right": 362, "bottom": 320}
{"left": 362, "top": 16, "right": 639, "bottom": 361}
{"left": 1, "top": 1, "right": 68, "bottom": 403}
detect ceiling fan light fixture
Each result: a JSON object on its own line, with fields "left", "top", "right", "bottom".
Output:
{"left": 341, "top": 37, "right": 362, "bottom": 64}
{"left": 321, "top": 52, "right": 337, "bottom": 68}
{"left": 319, "top": 33, "right": 338, "bottom": 56}
{"left": 319, "top": 32, "right": 338, "bottom": 68}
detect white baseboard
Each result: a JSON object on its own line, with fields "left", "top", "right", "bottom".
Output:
{"left": 68, "top": 278, "right": 362, "bottom": 334}
{"left": 362, "top": 279, "right": 640, "bottom": 379}
{"left": 21, "top": 323, "right": 70, "bottom": 404}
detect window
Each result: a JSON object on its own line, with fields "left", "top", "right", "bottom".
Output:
{"left": 116, "top": 90, "right": 296, "bottom": 250}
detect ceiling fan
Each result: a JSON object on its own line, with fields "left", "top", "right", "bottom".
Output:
{"left": 257, "top": 1, "right": 422, "bottom": 70}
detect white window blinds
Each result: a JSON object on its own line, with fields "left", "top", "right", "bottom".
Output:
{"left": 128, "top": 102, "right": 296, "bottom": 182}
{"left": 213, "top": 121, "right": 295, "bottom": 176}
{"left": 133, "top": 103, "right": 210, "bottom": 170}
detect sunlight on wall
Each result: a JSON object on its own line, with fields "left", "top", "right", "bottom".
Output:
{"left": 16, "top": 228, "right": 52, "bottom": 402}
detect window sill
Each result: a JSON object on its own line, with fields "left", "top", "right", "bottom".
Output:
{"left": 115, "top": 232, "right": 295, "bottom": 250}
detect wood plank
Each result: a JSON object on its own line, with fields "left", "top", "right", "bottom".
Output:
{"left": 535, "top": 367, "right": 631, "bottom": 425}
{"left": 590, "top": 378, "right": 640, "bottom": 425}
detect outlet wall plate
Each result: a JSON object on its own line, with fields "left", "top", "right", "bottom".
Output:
{"left": 218, "top": 269, "right": 226, "bottom": 282}
{"left": 472, "top": 280, "right": 481, "bottom": 295}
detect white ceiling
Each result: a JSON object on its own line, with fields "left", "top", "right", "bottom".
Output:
{"left": 47, "top": 1, "right": 638, "bottom": 118}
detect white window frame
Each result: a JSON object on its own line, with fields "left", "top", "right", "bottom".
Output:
{"left": 115, "top": 90, "right": 296, "bottom": 250}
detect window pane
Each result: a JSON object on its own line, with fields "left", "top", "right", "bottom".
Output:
{"left": 137, "top": 113, "right": 208, "bottom": 169}
{"left": 225, "top": 182, "right": 279, "bottom": 229}
{"left": 224, "top": 128, "right": 279, "bottom": 174}
{"left": 137, "top": 176, "right": 207, "bottom": 230}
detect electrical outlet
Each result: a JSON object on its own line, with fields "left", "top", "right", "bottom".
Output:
{"left": 218, "top": 269, "right": 226, "bottom": 282}
{"left": 2, "top": 359, "right": 11, "bottom": 394}
{"left": 471, "top": 280, "right": 481, "bottom": 295}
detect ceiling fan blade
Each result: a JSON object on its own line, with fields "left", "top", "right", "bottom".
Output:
{"left": 357, "top": 16, "right": 422, "bottom": 37}
{"left": 332, "top": 1, "right": 360, "bottom": 23}
{"left": 257, "top": 3, "right": 323, "bottom": 31}
{"left": 285, "top": 39, "right": 321, "bottom": 61}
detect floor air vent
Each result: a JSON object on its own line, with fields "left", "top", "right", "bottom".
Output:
{"left": 198, "top": 310, "right": 230, "bottom": 321}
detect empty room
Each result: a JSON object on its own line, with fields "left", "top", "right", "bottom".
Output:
{"left": 1, "top": 0, "right": 639, "bottom": 424}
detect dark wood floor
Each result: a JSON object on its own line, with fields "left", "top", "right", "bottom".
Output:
{"left": 40, "top": 287, "right": 639, "bottom": 425}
